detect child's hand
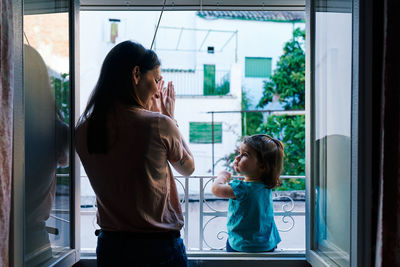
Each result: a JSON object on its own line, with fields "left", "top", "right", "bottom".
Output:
{"left": 218, "top": 171, "right": 232, "bottom": 183}
{"left": 212, "top": 171, "right": 235, "bottom": 199}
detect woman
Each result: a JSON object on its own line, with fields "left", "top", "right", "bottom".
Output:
{"left": 24, "top": 44, "right": 70, "bottom": 266}
{"left": 75, "top": 41, "right": 195, "bottom": 266}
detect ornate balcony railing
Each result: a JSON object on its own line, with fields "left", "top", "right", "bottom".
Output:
{"left": 174, "top": 175, "right": 305, "bottom": 250}
{"left": 76, "top": 174, "right": 305, "bottom": 251}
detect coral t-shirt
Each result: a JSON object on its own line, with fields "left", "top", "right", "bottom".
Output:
{"left": 75, "top": 105, "right": 184, "bottom": 233}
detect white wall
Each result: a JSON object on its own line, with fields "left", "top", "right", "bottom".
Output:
{"left": 195, "top": 17, "right": 304, "bottom": 108}
{"left": 174, "top": 64, "right": 242, "bottom": 176}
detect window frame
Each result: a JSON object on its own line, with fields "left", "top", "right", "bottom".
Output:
{"left": 12, "top": 0, "right": 81, "bottom": 266}
{"left": 78, "top": 0, "right": 374, "bottom": 265}
{"left": 12, "top": 0, "right": 376, "bottom": 265}
{"left": 80, "top": 0, "right": 306, "bottom": 11}
{"left": 76, "top": 1, "right": 308, "bottom": 263}
{"left": 305, "top": 0, "right": 374, "bottom": 266}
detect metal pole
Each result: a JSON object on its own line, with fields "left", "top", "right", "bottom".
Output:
{"left": 184, "top": 177, "right": 189, "bottom": 248}
{"left": 235, "top": 30, "right": 238, "bottom": 63}
{"left": 211, "top": 112, "right": 215, "bottom": 175}
{"left": 176, "top": 27, "right": 184, "bottom": 50}
{"left": 244, "top": 111, "right": 247, "bottom": 136}
{"left": 199, "top": 177, "right": 204, "bottom": 250}
{"left": 198, "top": 30, "right": 211, "bottom": 52}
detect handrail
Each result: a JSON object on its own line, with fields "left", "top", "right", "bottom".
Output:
{"left": 75, "top": 175, "right": 305, "bottom": 251}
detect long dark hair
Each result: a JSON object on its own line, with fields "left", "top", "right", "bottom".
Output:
{"left": 243, "top": 134, "right": 284, "bottom": 189}
{"left": 80, "top": 41, "right": 160, "bottom": 154}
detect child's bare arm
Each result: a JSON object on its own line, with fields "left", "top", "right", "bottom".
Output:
{"left": 211, "top": 171, "right": 236, "bottom": 199}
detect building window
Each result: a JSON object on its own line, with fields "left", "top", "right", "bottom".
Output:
{"left": 203, "top": 64, "right": 216, "bottom": 95}
{"left": 245, "top": 57, "right": 272, "bottom": 78}
{"left": 189, "top": 122, "right": 222, "bottom": 144}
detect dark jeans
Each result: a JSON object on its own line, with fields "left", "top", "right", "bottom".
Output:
{"left": 96, "top": 230, "right": 188, "bottom": 267}
{"left": 226, "top": 240, "right": 276, "bottom": 252}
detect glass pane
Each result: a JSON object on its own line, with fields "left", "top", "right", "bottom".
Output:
{"left": 23, "top": 6, "right": 71, "bottom": 266}
{"left": 313, "top": 0, "right": 352, "bottom": 265}
{"left": 80, "top": 10, "right": 306, "bottom": 252}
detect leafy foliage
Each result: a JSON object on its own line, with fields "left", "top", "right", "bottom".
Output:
{"left": 261, "top": 114, "right": 305, "bottom": 176}
{"left": 215, "top": 78, "right": 230, "bottom": 95}
{"left": 258, "top": 28, "right": 305, "bottom": 110}
{"left": 241, "top": 91, "right": 263, "bottom": 136}
{"left": 257, "top": 28, "right": 306, "bottom": 190}
{"left": 51, "top": 73, "right": 70, "bottom": 175}
{"left": 204, "top": 77, "right": 230, "bottom": 96}
{"left": 51, "top": 73, "right": 70, "bottom": 124}
{"left": 215, "top": 146, "right": 239, "bottom": 175}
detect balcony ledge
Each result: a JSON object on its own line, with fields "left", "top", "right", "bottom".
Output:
{"left": 78, "top": 250, "right": 307, "bottom": 267}
{"left": 186, "top": 250, "right": 305, "bottom": 257}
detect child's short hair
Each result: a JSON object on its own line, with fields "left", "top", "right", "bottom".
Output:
{"left": 243, "top": 134, "right": 284, "bottom": 189}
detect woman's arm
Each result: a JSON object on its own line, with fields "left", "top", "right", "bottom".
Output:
{"left": 171, "top": 137, "right": 195, "bottom": 177}
{"left": 211, "top": 171, "right": 236, "bottom": 199}
{"left": 154, "top": 81, "right": 194, "bottom": 176}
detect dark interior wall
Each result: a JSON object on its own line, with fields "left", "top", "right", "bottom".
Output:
{"left": 359, "top": 0, "right": 400, "bottom": 265}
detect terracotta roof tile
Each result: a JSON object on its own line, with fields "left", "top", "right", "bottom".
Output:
{"left": 197, "top": 11, "right": 305, "bottom": 22}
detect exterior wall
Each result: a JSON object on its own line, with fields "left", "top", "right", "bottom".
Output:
{"left": 194, "top": 16, "right": 304, "bottom": 108}
{"left": 174, "top": 64, "right": 242, "bottom": 180}
{"left": 24, "top": 13, "right": 69, "bottom": 74}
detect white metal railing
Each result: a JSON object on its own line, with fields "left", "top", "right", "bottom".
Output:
{"left": 76, "top": 174, "right": 305, "bottom": 251}
{"left": 175, "top": 175, "right": 305, "bottom": 250}
{"left": 161, "top": 69, "right": 230, "bottom": 96}
{"left": 51, "top": 174, "right": 305, "bottom": 250}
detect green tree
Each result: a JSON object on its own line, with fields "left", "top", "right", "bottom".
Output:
{"left": 51, "top": 73, "right": 70, "bottom": 177}
{"left": 262, "top": 114, "right": 305, "bottom": 176}
{"left": 215, "top": 91, "right": 263, "bottom": 175}
{"left": 257, "top": 28, "right": 306, "bottom": 190}
{"left": 258, "top": 28, "right": 305, "bottom": 110}
{"left": 51, "top": 73, "right": 70, "bottom": 124}
{"left": 241, "top": 91, "right": 263, "bottom": 136}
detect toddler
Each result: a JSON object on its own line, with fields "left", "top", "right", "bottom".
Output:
{"left": 211, "top": 134, "right": 284, "bottom": 252}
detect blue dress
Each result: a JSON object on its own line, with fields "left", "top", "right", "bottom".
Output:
{"left": 227, "top": 180, "right": 281, "bottom": 252}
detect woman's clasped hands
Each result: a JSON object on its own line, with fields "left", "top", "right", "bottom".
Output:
{"left": 150, "top": 78, "right": 176, "bottom": 120}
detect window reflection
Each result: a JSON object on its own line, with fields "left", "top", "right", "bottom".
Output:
{"left": 313, "top": 0, "right": 352, "bottom": 266}
{"left": 23, "top": 12, "right": 71, "bottom": 265}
